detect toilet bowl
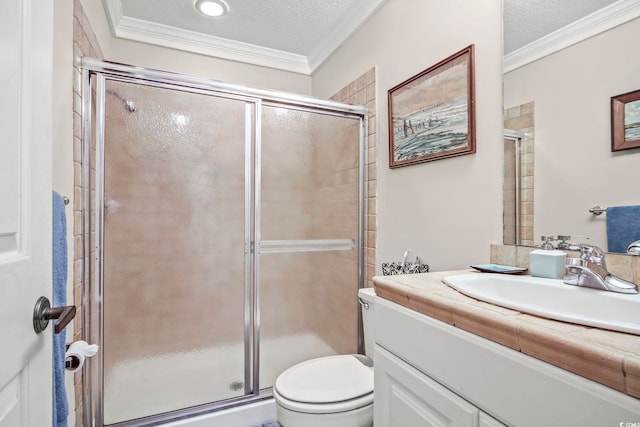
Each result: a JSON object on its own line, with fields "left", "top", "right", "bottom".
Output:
{"left": 273, "top": 288, "right": 376, "bottom": 427}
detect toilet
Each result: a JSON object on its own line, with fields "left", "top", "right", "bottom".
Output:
{"left": 273, "top": 287, "right": 376, "bottom": 427}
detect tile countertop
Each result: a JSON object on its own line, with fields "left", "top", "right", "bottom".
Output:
{"left": 372, "top": 269, "right": 640, "bottom": 400}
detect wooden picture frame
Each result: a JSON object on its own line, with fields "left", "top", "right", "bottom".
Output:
{"left": 388, "top": 45, "right": 475, "bottom": 168}
{"left": 611, "top": 89, "right": 640, "bottom": 152}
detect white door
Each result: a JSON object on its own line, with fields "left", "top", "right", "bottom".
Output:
{"left": 0, "top": 0, "right": 54, "bottom": 425}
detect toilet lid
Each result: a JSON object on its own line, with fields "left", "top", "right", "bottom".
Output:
{"left": 275, "top": 355, "right": 373, "bottom": 404}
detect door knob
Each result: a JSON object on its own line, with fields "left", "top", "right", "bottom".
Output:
{"left": 33, "top": 296, "right": 76, "bottom": 334}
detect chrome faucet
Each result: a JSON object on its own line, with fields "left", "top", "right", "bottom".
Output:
{"left": 563, "top": 244, "right": 638, "bottom": 294}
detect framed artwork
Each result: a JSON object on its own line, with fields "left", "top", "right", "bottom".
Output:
{"left": 388, "top": 45, "right": 475, "bottom": 168}
{"left": 611, "top": 89, "right": 640, "bottom": 152}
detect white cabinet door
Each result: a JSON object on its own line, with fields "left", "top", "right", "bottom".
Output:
{"left": 375, "top": 345, "right": 479, "bottom": 427}
{"left": 0, "top": 0, "right": 54, "bottom": 426}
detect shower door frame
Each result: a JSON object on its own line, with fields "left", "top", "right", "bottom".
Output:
{"left": 81, "top": 58, "right": 368, "bottom": 427}
{"left": 503, "top": 129, "right": 524, "bottom": 246}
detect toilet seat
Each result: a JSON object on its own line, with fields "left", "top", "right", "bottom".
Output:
{"left": 274, "top": 354, "right": 374, "bottom": 414}
{"left": 274, "top": 386, "right": 373, "bottom": 414}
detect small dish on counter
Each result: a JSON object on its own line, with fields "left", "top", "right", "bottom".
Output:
{"left": 470, "top": 264, "right": 528, "bottom": 274}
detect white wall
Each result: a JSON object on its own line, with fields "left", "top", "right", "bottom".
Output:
{"left": 78, "top": 0, "right": 312, "bottom": 95}
{"left": 504, "top": 17, "right": 640, "bottom": 250}
{"left": 313, "top": 0, "right": 504, "bottom": 271}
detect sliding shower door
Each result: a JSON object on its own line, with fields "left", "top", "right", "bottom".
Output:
{"left": 258, "top": 106, "right": 362, "bottom": 389}
{"left": 83, "top": 59, "right": 366, "bottom": 427}
{"left": 503, "top": 134, "right": 521, "bottom": 246}
{"left": 101, "top": 80, "right": 251, "bottom": 424}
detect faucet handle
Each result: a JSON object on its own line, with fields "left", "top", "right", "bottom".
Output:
{"left": 556, "top": 235, "right": 589, "bottom": 250}
{"left": 540, "top": 235, "right": 556, "bottom": 250}
{"left": 578, "top": 244, "right": 606, "bottom": 268}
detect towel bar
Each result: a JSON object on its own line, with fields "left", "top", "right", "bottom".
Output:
{"left": 589, "top": 205, "right": 606, "bottom": 216}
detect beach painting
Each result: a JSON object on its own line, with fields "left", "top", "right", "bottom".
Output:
{"left": 624, "top": 100, "right": 640, "bottom": 142}
{"left": 388, "top": 45, "right": 475, "bottom": 168}
{"left": 612, "top": 89, "right": 640, "bottom": 151}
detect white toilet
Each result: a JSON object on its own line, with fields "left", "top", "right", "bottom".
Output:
{"left": 273, "top": 287, "right": 376, "bottom": 427}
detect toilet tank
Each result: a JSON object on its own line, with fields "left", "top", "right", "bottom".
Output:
{"left": 358, "top": 287, "right": 377, "bottom": 359}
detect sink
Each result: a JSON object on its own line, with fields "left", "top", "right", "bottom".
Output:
{"left": 443, "top": 273, "right": 640, "bottom": 335}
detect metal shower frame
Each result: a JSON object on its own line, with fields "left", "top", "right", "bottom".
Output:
{"left": 80, "top": 58, "right": 368, "bottom": 427}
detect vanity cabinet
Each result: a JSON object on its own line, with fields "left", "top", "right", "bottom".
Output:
{"left": 374, "top": 296, "right": 640, "bottom": 427}
{"left": 376, "top": 344, "right": 506, "bottom": 427}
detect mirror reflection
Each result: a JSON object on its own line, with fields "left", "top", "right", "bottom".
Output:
{"left": 502, "top": 0, "right": 640, "bottom": 253}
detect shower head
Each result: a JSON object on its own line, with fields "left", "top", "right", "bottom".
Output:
{"left": 106, "top": 89, "right": 136, "bottom": 113}
{"left": 124, "top": 99, "right": 136, "bottom": 113}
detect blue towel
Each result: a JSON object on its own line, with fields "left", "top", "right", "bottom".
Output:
{"left": 606, "top": 205, "right": 640, "bottom": 253}
{"left": 52, "top": 192, "right": 68, "bottom": 427}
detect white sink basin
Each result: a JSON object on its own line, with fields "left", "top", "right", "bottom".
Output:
{"left": 443, "top": 273, "right": 640, "bottom": 335}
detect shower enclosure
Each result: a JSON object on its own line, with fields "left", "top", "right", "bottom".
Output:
{"left": 503, "top": 130, "right": 523, "bottom": 246}
{"left": 81, "top": 59, "right": 367, "bottom": 426}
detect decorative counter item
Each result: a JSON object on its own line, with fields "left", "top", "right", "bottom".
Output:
{"left": 470, "top": 264, "right": 528, "bottom": 274}
{"left": 382, "top": 254, "right": 429, "bottom": 276}
{"left": 529, "top": 249, "right": 567, "bottom": 279}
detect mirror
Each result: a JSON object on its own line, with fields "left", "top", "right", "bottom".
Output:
{"left": 502, "top": 0, "right": 640, "bottom": 252}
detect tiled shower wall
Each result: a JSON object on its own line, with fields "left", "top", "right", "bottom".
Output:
{"left": 330, "top": 68, "right": 377, "bottom": 288}
{"left": 72, "top": 1, "right": 102, "bottom": 425}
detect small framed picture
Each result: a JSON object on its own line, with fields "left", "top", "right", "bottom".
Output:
{"left": 388, "top": 45, "right": 475, "bottom": 168}
{"left": 611, "top": 89, "right": 640, "bottom": 152}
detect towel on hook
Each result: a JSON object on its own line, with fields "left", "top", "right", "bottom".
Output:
{"left": 606, "top": 205, "right": 640, "bottom": 253}
{"left": 52, "top": 192, "right": 68, "bottom": 427}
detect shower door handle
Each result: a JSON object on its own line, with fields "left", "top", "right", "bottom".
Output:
{"left": 33, "top": 296, "right": 77, "bottom": 334}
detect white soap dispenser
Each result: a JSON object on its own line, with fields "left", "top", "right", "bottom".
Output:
{"left": 529, "top": 236, "right": 567, "bottom": 279}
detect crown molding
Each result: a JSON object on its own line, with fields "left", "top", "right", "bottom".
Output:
{"left": 103, "top": 0, "right": 123, "bottom": 35}
{"left": 103, "top": 0, "right": 311, "bottom": 74}
{"left": 504, "top": 0, "right": 640, "bottom": 73}
{"left": 308, "top": 0, "right": 387, "bottom": 73}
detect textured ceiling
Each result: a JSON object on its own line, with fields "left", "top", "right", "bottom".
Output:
{"left": 504, "top": 0, "right": 619, "bottom": 54}
{"left": 121, "top": 0, "right": 361, "bottom": 55}
{"left": 106, "top": 0, "right": 626, "bottom": 72}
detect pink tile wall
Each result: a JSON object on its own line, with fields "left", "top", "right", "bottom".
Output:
{"left": 72, "top": 1, "right": 103, "bottom": 424}
{"left": 330, "top": 68, "right": 377, "bottom": 288}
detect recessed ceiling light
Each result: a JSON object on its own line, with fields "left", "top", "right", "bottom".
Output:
{"left": 195, "top": 0, "right": 229, "bottom": 17}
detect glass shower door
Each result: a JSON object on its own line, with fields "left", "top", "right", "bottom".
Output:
{"left": 101, "top": 80, "right": 251, "bottom": 424}
{"left": 258, "top": 105, "right": 363, "bottom": 389}
{"left": 503, "top": 135, "right": 521, "bottom": 246}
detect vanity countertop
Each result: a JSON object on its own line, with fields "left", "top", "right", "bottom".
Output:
{"left": 373, "top": 270, "right": 640, "bottom": 400}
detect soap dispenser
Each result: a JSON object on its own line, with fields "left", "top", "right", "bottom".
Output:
{"left": 529, "top": 236, "right": 567, "bottom": 279}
